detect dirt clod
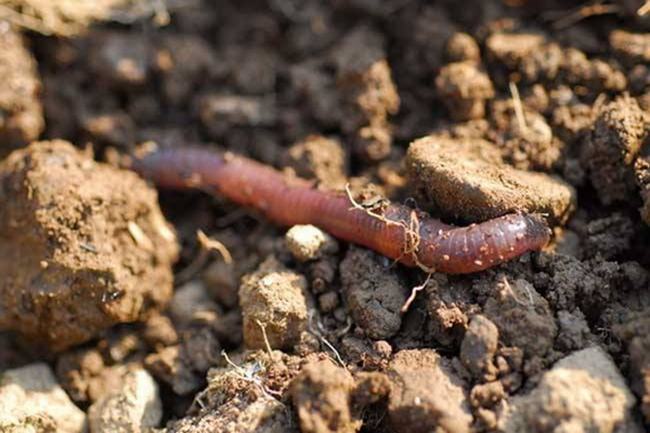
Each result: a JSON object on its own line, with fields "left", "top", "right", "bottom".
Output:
{"left": 0, "top": 363, "right": 86, "bottom": 433}
{"left": 388, "top": 349, "right": 472, "bottom": 433}
{"left": 406, "top": 136, "right": 576, "bottom": 224}
{"left": 283, "top": 135, "right": 347, "bottom": 189}
{"left": 239, "top": 256, "right": 309, "bottom": 350}
{"left": 501, "top": 346, "right": 639, "bottom": 433}
{"left": 0, "top": 26, "right": 43, "bottom": 155}
{"left": 291, "top": 359, "right": 361, "bottom": 433}
{"left": 484, "top": 278, "right": 557, "bottom": 358}
{"left": 0, "top": 140, "right": 178, "bottom": 350}
{"left": 460, "top": 314, "right": 499, "bottom": 380}
{"left": 88, "top": 367, "right": 162, "bottom": 433}
{"left": 285, "top": 224, "right": 338, "bottom": 262}
{"left": 582, "top": 95, "right": 649, "bottom": 205}
{"left": 436, "top": 61, "right": 495, "bottom": 121}
{"left": 340, "top": 246, "right": 408, "bottom": 340}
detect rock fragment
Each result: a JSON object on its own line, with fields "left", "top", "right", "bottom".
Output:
{"left": 285, "top": 224, "right": 338, "bottom": 262}
{"left": 88, "top": 367, "right": 162, "bottom": 433}
{"left": 0, "top": 363, "right": 86, "bottom": 433}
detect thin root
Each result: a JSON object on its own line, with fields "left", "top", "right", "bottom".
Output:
{"left": 401, "top": 272, "right": 433, "bottom": 313}
{"left": 345, "top": 184, "right": 433, "bottom": 273}
{"left": 256, "top": 319, "right": 275, "bottom": 359}
{"left": 308, "top": 311, "right": 347, "bottom": 370}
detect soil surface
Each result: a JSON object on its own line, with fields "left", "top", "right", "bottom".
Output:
{"left": 1, "top": 1, "right": 650, "bottom": 432}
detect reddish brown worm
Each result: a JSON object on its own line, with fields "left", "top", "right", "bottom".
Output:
{"left": 131, "top": 147, "right": 550, "bottom": 274}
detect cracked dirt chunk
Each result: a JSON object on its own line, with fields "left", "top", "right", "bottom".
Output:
{"left": 0, "top": 26, "right": 43, "bottom": 155}
{"left": 460, "top": 315, "right": 499, "bottom": 380}
{"left": 388, "top": 349, "right": 472, "bottom": 433}
{"left": 484, "top": 278, "right": 557, "bottom": 358}
{"left": 340, "top": 246, "right": 407, "bottom": 340}
{"left": 285, "top": 224, "right": 338, "bottom": 262}
{"left": 582, "top": 95, "right": 649, "bottom": 205}
{"left": 501, "top": 346, "right": 639, "bottom": 433}
{"left": 88, "top": 367, "right": 161, "bottom": 433}
{"left": 406, "top": 136, "right": 576, "bottom": 224}
{"left": 436, "top": 61, "right": 495, "bottom": 121}
{"left": 0, "top": 363, "right": 86, "bottom": 433}
{"left": 0, "top": 140, "right": 178, "bottom": 350}
{"left": 239, "top": 256, "right": 309, "bottom": 350}
{"left": 291, "top": 359, "right": 361, "bottom": 433}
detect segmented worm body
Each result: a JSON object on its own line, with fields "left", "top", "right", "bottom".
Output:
{"left": 132, "top": 147, "right": 550, "bottom": 274}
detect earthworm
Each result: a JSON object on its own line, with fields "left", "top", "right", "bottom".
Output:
{"left": 131, "top": 146, "right": 550, "bottom": 274}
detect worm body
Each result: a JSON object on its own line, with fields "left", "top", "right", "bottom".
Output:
{"left": 132, "top": 147, "right": 550, "bottom": 274}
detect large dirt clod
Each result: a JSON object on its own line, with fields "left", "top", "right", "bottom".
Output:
{"left": 0, "top": 140, "right": 178, "bottom": 350}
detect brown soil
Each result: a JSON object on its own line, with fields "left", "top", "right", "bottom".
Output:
{"left": 0, "top": 1, "right": 650, "bottom": 432}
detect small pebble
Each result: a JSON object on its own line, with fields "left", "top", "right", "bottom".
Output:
{"left": 286, "top": 224, "right": 338, "bottom": 262}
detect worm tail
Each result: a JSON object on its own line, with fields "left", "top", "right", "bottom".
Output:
{"left": 417, "top": 213, "right": 550, "bottom": 273}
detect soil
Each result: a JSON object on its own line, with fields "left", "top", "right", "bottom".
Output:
{"left": 0, "top": 0, "right": 650, "bottom": 432}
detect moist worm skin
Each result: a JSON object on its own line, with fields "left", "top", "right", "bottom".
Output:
{"left": 131, "top": 147, "right": 550, "bottom": 274}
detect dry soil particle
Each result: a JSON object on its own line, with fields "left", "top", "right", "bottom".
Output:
{"left": 435, "top": 61, "right": 495, "bottom": 121}
{"left": 613, "top": 309, "right": 650, "bottom": 423}
{"left": 406, "top": 135, "right": 576, "bottom": 224}
{"left": 0, "top": 363, "right": 86, "bottom": 433}
{"left": 87, "top": 30, "right": 152, "bottom": 88}
{"left": 282, "top": 134, "right": 347, "bottom": 189}
{"left": 500, "top": 346, "right": 639, "bottom": 433}
{"left": 488, "top": 98, "right": 563, "bottom": 172}
{"left": 239, "top": 256, "right": 310, "bottom": 351}
{"left": 87, "top": 367, "right": 162, "bottom": 433}
{"left": 483, "top": 278, "right": 557, "bottom": 359}
{"left": 0, "top": 140, "right": 178, "bottom": 350}
{"left": 609, "top": 30, "right": 650, "bottom": 66}
{"left": 333, "top": 25, "right": 400, "bottom": 161}
{"left": 460, "top": 314, "right": 499, "bottom": 381}
{"left": 446, "top": 32, "right": 481, "bottom": 64}
{"left": 634, "top": 153, "right": 650, "bottom": 224}
{"left": 290, "top": 359, "right": 361, "bottom": 433}
{"left": 387, "top": 349, "right": 472, "bottom": 433}
{"left": 339, "top": 246, "right": 408, "bottom": 340}
{"left": 582, "top": 95, "right": 649, "bottom": 206}
{"left": 0, "top": 26, "right": 43, "bottom": 155}
{"left": 285, "top": 224, "right": 338, "bottom": 263}
{"left": 485, "top": 32, "right": 626, "bottom": 94}
{"left": 56, "top": 348, "right": 107, "bottom": 404}
{"left": 167, "top": 351, "right": 299, "bottom": 433}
